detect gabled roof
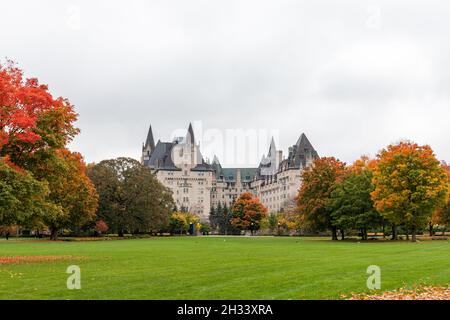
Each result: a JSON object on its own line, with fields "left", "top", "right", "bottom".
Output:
{"left": 288, "top": 133, "right": 319, "bottom": 168}
{"left": 146, "top": 141, "right": 180, "bottom": 170}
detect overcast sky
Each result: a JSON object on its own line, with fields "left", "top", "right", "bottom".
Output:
{"left": 2, "top": 0, "right": 449, "bottom": 167}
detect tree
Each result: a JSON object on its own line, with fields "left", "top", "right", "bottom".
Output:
{"left": 169, "top": 212, "right": 200, "bottom": 235}
{"left": 95, "top": 220, "right": 108, "bottom": 234}
{"left": 209, "top": 205, "right": 218, "bottom": 231}
{"left": 1, "top": 61, "right": 94, "bottom": 239}
{"left": 0, "top": 157, "right": 48, "bottom": 229}
{"left": 297, "top": 157, "right": 347, "bottom": 240}
{"left": 199, "top": 222, "right": 211, "bottom": 235}
{"left": 278, "top": 199, "right": 302, "bottom": 235}
{"left": 329, "top": 157, "right": 383, "bottom": 240}
{"left": 209, "top": 202, "right": 236, "bottom": 235}
{"left": 87, "top": 158, "right": 174, "bottom": 236}
{"left": 32, "top": 149, "right": 98, "bottom": 239}
{"left": 435, "top": 202, "right": 450, "bottom": 234}
{"left": 230, "top": 192, "right": 268, "bottom": 235}
{"left": 0, "top": 61, "right": 78, "bottom": 167}
{"left": 371, "top": 142, "right": 448, "bottom": 242}
{"left": 433, "top": 163, "right": 450, "bottom": 234}
{"left": 268, "top": 213, "right": 278, "bottom": 234}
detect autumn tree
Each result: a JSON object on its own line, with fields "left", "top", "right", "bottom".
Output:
{"left": 0, "top": 61, "right": 95, "bottom": 239}
{"left": 87, "top": 158, "right": 174, "bottom": 236}
{"left": 0, "top": 61, "right": 78, "bottom": 167}
{"left": 230, "top": 192, "right": 268, "bottom": 235}
{"left": 29, "top": 149, "right": 98, "bottom": 239}
{"left": 297, "top": 157, "right": 347, "bottom": 240}
{"left": 329, "top": 157, "right": 383, "bottom": 240}
{"left": 95, "top": 220, "right": 108, "bottom": 234}
{"left": 436, "top": 202, "right": 450, "bottom": 233}
{"left": 169, "top": 212, "right": 200, "bottom": 235}
{"left": 276, "top": 199, "right": 301, "bottom": 235}
{"left": 371, "top": 142, "right": 448, "bottom": 242}
{"left": 433, "top": 163, "right": 450, "bottom": 234}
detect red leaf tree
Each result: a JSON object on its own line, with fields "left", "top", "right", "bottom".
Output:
{"left": 0, "top": 61, "right": 79, "bottom": 166}
{"left": 95, "top": 220, "right": 109, "bottom": 234}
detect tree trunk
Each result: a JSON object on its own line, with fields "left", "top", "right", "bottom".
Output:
{"left": 411, "top": 227, "right": 417, "bottom": 242}
{"left": 429, "top": 223, "right": 433, "bottom": 236}
{"left": 391, "top": 224, "right": 397, "bottom": 240}
{"left": 340, "top": 229, "right": 345, "bottom": 240}
{"left": 406, "top": 229, "right": 409, "bottom": 241}
{"left": 50, "top": 228, "right": 58, "bottom": 240}
{"left": 382, "top": 223, "right": 385, "bottom": 239}
{"left": 331, "top": 226, "right": 338, "bottom": 240}
{"left": 362, "top": 228, "right": 367, "bottom": 241}
{"left": 118, "top": 229, "right": 124, "bottom": 237}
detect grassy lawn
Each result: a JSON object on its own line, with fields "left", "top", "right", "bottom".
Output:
{"left": 0, "top": 236, "right": 449, "bottom": 300}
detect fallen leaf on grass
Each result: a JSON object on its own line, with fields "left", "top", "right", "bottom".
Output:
{"left": 0, "top": 255, "right": 88, "bottom": 265}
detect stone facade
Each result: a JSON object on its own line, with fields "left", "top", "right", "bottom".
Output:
{"left": 141, "top": 124, "right": 318, "bottom": 220}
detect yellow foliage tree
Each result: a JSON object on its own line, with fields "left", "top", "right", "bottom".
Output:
{"left": 371, "top": 142, "right": 448, "bottom": 242}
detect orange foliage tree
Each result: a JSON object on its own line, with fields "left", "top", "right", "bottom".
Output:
{"left": 230, "top": 192, "right": 268, "bottom": 235}
{"left": 297, "top": 157, "right": 347, "bottom": 240}
{"left": 432, "top": 163, "right": 450, "bottom": 234}
{"left": 371, "top": 142, "right": 448, "bottom": 242}
{"left": 24, "top": 148, "right": 98, "bottom": 239}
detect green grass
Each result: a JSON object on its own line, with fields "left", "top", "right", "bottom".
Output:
{"left": 0, "top": 236, "right": 449, "bottom": 300}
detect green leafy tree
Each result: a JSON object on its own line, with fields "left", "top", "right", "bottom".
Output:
{"left": 199, "top": 222, "right": 211, "bottom": 235}
{"left": 209, "top": 202, "right": 237, "bottom": 235}
{"left": 87, "top": 158, "right": 174, "bottom": 236}
{"left": 209, "top": 205, "right": 218, "bottom": 231}
{"left": 0, "top": 158, "right": 48, "bottom": 228}
{"left": 329, "top": 158, "right": 383, "bottom": 240}
{"left": 268, "top": 212, "right": 278, "bottom": 234}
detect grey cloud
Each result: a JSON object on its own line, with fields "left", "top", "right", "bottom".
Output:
{"left": 1, "top": 0, "right": 449, "bottom": 165}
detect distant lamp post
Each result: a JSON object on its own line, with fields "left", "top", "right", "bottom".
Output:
{"left": 277, "top": 222, "right": 281, "bottom": 235}
{"left": 251, "top": 222, "right": 254, "bottom": 236}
